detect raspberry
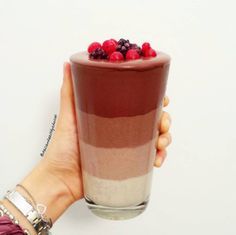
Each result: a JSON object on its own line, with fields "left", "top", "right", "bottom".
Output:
{"left": 126, "top": 49, "right": 141, "bottom": 60}
{"left": 89, "top": 48, "right": 108, "bottom": 59}
{"left": 111, "top": 38, "right": 118, "bottom": 44}
{"left": 143, "top": 48, "right": 157, "bottom": 57}
{"left": 109, "top": 51, "right": 124, "bottom": 62}
{"left": 102, "top": 39, "right": 117, "bottom": 55}
{"left": 142, "top": 42, "right": 151, "bottom": 52}
{"left": 87, "top": 42, "right": 102, "bottom": 53}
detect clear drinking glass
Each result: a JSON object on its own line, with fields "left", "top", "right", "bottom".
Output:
{"left": 70, "top": 52, "right": 170, "bottom": 220}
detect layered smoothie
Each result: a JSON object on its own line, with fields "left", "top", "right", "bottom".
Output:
{"left": 70, "top": 40, "right": 170, "bottom": 219}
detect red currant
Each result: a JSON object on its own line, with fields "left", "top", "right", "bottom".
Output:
{"left": 143, "top": 48, "right": 157, "bottom": 57}
{"left": 142, "top": 42, "right": 151, "bottom": 52}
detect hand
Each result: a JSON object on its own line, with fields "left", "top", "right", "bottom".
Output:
{"left": 20, "top": 62, "right": 172, "bottom": 223}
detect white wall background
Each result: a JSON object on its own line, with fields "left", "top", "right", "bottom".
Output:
{"left": 0, "top": 0, "right": 235, "bottom": 234}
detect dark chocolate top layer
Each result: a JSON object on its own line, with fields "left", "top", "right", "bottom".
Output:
{"left": 70, "top": 51, "right": 170, "bottom": 71}
{"left": 70, "top": 51, "right": 170, "bottom": 118}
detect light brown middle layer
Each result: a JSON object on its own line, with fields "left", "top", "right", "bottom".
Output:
{"left": 77, "top": 107, "right": 161, "bottom": 148}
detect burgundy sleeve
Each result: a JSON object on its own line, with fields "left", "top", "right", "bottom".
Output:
{"left": 0, "top": 216, "right": 24, "bottom": 235}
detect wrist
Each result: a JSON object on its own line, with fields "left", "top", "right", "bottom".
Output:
{"left": 20, "top": 159, "right": 74, "bottom": 223}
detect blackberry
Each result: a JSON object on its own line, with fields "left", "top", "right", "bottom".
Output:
{"left": 89, "top": 48, "right": 108, "bottom": 59}
{"left": 116, "top": 38, "right": 132, "bottom": 56}
{"left": 131, "top": 43, "right": 142, "bottom": 56}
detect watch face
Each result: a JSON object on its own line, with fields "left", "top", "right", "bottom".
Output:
{"left": 5, "top": 191, "right": 33, "bottom": 216}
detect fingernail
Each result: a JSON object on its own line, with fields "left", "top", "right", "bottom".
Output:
{"left": 63, "top": 62, "right": 67, "bottom": 82}
{"left": 63, "top": 62, "right": 67, "bottom": 73}
{"left": 155, "top": 157, "right": 163, "bottom": 167}
{"left": 162, "top": 137, "right": 169, "bottom": 147}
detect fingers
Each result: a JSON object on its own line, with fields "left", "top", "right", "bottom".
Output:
{"left": 163, "top": 96, "right": 169, "bottom": 107}
{"left": 154, "top": 99, "right": 172, "bottom": 168}
{"left": 154, "top": 150, "right": 167, "bottom": 167}
{"left": 156, "top": 132, "right": 172, "bottom": 150}
{"left": 159, "top": 111, "right": 171, "bottom": 134}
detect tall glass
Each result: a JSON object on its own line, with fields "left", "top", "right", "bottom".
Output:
{"left": 70, "top": 52, "right": 170, "bottom": 220}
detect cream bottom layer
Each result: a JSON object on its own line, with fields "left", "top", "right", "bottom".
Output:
{"left": 83, "top": 170, "right": 153, "bottom": 207}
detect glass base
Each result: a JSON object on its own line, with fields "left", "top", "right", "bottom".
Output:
{"left": 85, "top": 196, "right": 149, "bottom": 220}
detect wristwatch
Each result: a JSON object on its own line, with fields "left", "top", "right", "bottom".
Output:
{"left": 4, "top": 190, "right": 51, "bottom": 235}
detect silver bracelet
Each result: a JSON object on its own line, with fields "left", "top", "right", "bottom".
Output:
{"left": 4, "top": 190, "right": 51, "bottom": 235}
{"left": 16, "top": 184, "right": 52, "bottom": 227}
{"left": 0, "top": 204, "right": 31, "bottom": 235}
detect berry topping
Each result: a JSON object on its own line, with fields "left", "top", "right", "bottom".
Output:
{"left": 116, "top": 38, "right": 132, "bottom": 56}
{"left": 87, "top": 42, "right": 102, "bottom": 53}
{"left": 111, "top": 38, "right": 118, "bottom": 44}
{"left": 102, "top": 39, "right": 117, "bottom": 55}
{"left": 142, "top": 42, "right": 151, "bottom": 52}
{"left": 87, "top": 38, "right": 157, "bottom": 61}
{"left": 143, "top": 48, "right": 157, "bottom": 57}
{"left": 89, "top": 48, "right": 108, "bottom": 59}
{"left": 130, "top": 43, "right": 142, "bottom": 56}
{"left": 109, "top": 51, "right": 124, "bottom": 62}
{"left": 126, "top": 49, "right": 141, "bottom": 60}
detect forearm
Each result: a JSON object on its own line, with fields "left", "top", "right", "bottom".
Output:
{"left": 20, "top": 159, "right": 74, "bottom": 222}
{"left": 1, "top": 159, "right": 74, "bottom": 233}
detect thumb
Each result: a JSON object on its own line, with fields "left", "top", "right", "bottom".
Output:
{"left": 56, "top": 62, "right": 77, "bottom": 132}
